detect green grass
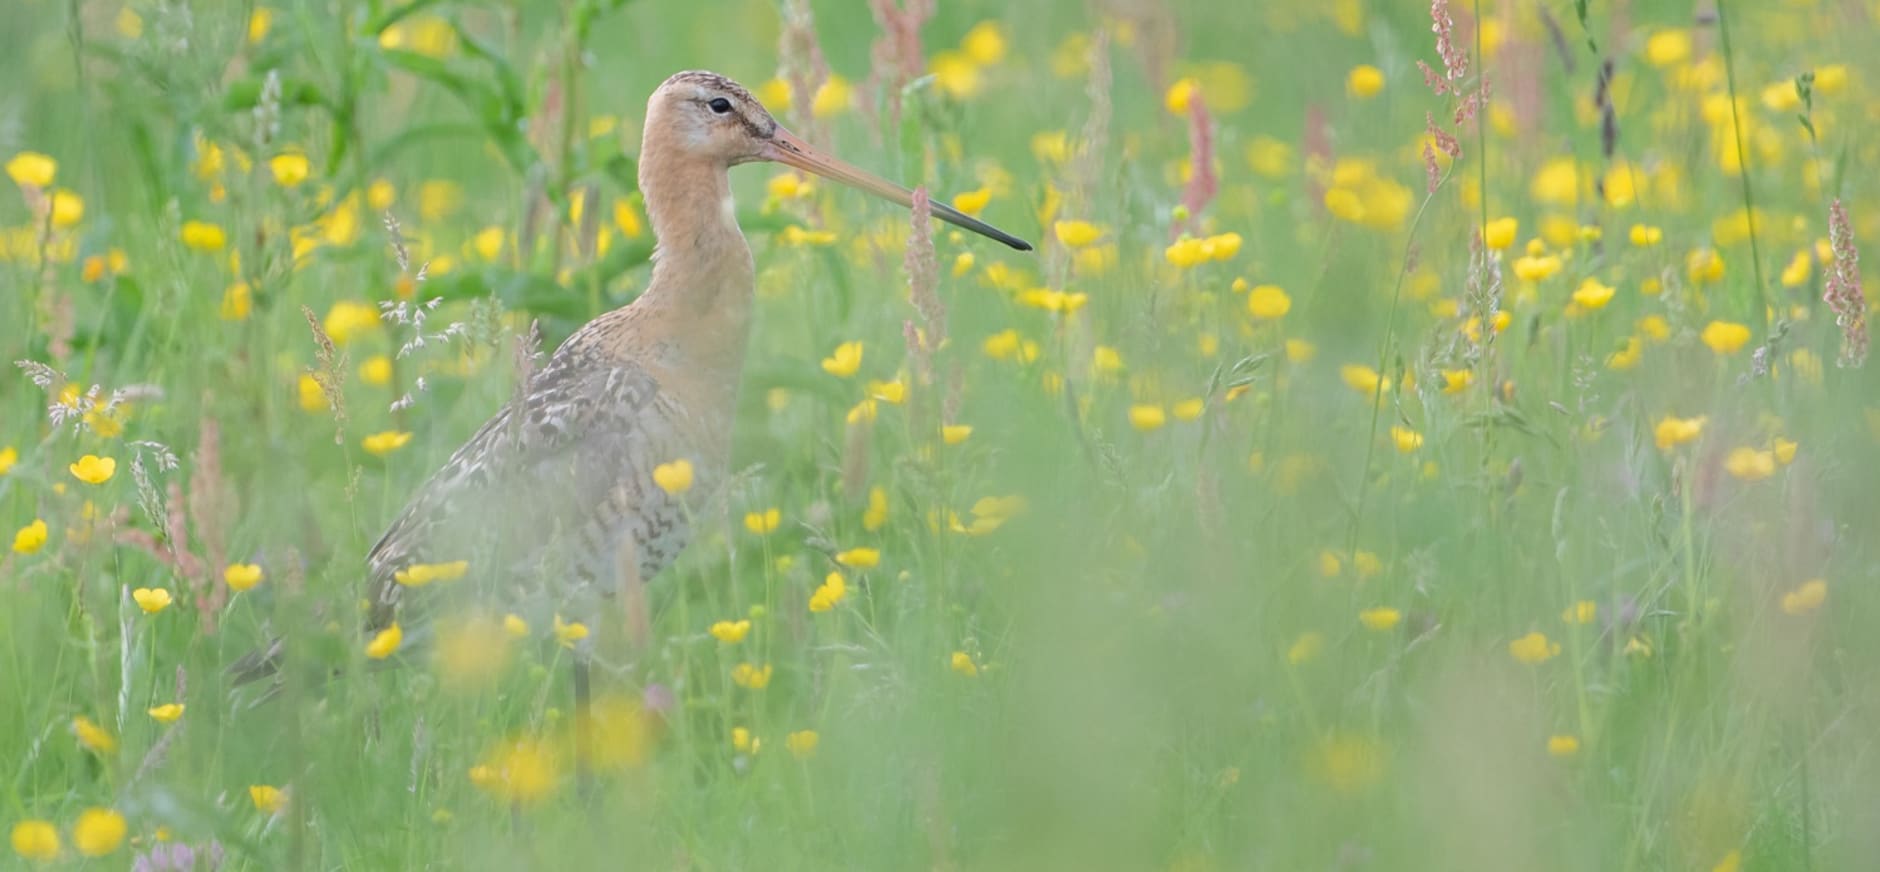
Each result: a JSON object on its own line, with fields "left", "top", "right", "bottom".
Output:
{"left": 4, "top": 0, "right": 1880, "bottom": 868}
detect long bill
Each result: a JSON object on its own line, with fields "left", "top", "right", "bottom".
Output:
{"left": 761, "top": 127, "right": 1033, "bottom": 252}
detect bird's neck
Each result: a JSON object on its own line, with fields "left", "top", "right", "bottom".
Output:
{"left": 638, "top": 152, "right": 754, "bottom": 314}
{"left": 629, "top": 151, "right": 755, "bottom": 386}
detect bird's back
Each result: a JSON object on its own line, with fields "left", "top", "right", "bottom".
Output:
{"left": 363, "top": 306, "right": 734, "bottom": 634}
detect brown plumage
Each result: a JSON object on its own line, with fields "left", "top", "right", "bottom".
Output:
{"left": 234, "top": 74, "right": 1030, "bottom": 761}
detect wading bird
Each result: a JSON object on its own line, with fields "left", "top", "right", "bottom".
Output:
{"left": 240, "top": 71, "right": 1030, "bottom": 778}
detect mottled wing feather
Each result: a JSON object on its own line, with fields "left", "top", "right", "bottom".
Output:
{"left": 364, "top": 346, "right": 660, "bottom": 632}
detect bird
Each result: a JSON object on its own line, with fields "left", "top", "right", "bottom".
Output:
{"left": 235, "top": 71, "right": 1031, "bottom": 779}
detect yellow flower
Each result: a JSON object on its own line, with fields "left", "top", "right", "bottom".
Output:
{"left": 1440, "top": 369, "right": 1473, "bottom": 394}
{"left": 821, "top": 341, "right": 864, "bottom": 378}
{"left": 12, "top": 520, "right": 48, "bottom": 555}
{"left": 710, "top": 619, "right": 751, "bottom": 643}
{"left": 1700, "top": 321, "right": 1752, "bottom": 355}
{"left": 755, "top": 78, "right": 792, "bottom": 110}
{"left": 322, "top": 300, "right": 381, "bottom": 345}
{"left": 503, "top": 614, "right": 529, "bottom": 638}
{"left": 1346, "top": 64, "right": 1385, "bottom": 98}
{"left": 1287, "top": 632, "right": 1325, "bottom": 665}
{"left": 365, "top": 622, "right": 403, "bottom": 659}
{"left": 766, "top": 172, "right": 814, "bottom": 201}
{"left": 132, "top": 588, "right": 173, "bottom": 614}
{"left": 743, "top": 508, "right": 781, "bottom": 536}
{"left": 613, "top": 199, "right": 643, "bottom": 239}
{"left": 731, "top": 662, "right": 773, "bottom": 689}
{"left": 785, "top": 730, "right": 820, "bottom": 759}
{"left": 1340, "top": 364, "right": 1388, "bottom": 398}
{"left": 809, "top": 572, "right": 847, "bottom": 612}
{"left": 5, "top": 151, "right": 56, "bottom": 188}
{"left": 360, "top": 355, "right": 393, "bottom": 386}
{"left": 1645, "top": 29, "right": 1691, "bottom": 67}
{"left": 47, "top": 189, "right": 84, "bottom": 228}
{"left": 950, "top": 651, "right": 979, "bottom": 677}
{"left": 0, "top": 445, "right": 15, "bottom": 474}
{"left": 1246, "top": 284, "right": 1291, "bottom": 320}
{"left": 71, "top": 808, "right": 126, "bottom": 858}
{"left": 863, "top": 486, "right": 889, "bottom": 532}
{"left": 1017, "top": 288, "right": 1088, "bottom": 315}
{"left": 147, "top": 703, "right": 185, "bottom": 724}
{"left": 248, "top": 7, "right": 273, "bottom": 42}
{"left": 810, "top": 75, "right": 853, "bottom": 118}
{"left": 250, "top": 784, "right": 288, "bottom": 814}
{"left": 1712, "top": 851, "right": 1742, "bottom": 872}
{"left": 1172, "top": 398, "right": 1205, "bottom": 422}
{"left": 180, "top": 220, "right": 227, "bottom": 251}
{"left": 217, "top": 280, "right": 253, "bottom": 321}
{"left": 868, "top": 380, "right": 907, "bottom": 404}
{"left": 1312, "top": 733, "right": 1386, "bottom": 795}
{"left": 779, "top": 225, "right": 838, "bottom": 246}
{"left": 268, "top": 152, "right": 310, "bottom": 187}
{"left": 69, "top": 454, "right": 116, "bottom": 485}
{"left": 1547, "top": 735, "right": 1581, "bottom": 757}
{"left": 1654, "top": 415, "right": 1707, "bottom": 451}
{"left": 1389, "top": 426, "right": 1423, "bottom": 453}
{"left": 1483, "top": 217, "right": 1519, "bottom": 251}
{"left": 1358, "top": 607, "right": 1401, "bottom": 631}
{"left": 1724, "top": 447, "right": 1776, "bottom": 482}
{"left": 1686, "top": 249, "right": 1725, "bottom": 284}
{"left": 1512, "top": 253, "right": 1563, "bottom": 282}
{"left": 393, "top": 560, "right": 470, "bottom": 586}
{"left": 1053, "top": 220, "right": 1104, "bottom": 248}
{"left": 952, "top": 188, "right": 991, "bottom": 217}
{"left": 1780, "top": 250, "right": 1811, "bottom": 287}
{"left": 10, "top": 819, "right": 59, "bottom": 861}
{"left": 1247, "top": 136, "right": 1294, "bottom": 178}
{"left": 1508, "top": 631, "right": 1560, "bottom": 664}
{"left": 1637, "top": 315, "right": 1671, "bottom": 341}
{"left": 223, "top": 563, "right": 264, "bottom": 592}
{"left": 1781, "top": 579, "right": 1827, "bottom": 616}
{"left": 1164, "top": 237, "right": 1210, "bottom": 268}
{"left": 362, "top": 430, "right": 412, "bottom": 456}
{"left": 1772, "top": 437, "right": 1799, "bottom": 465}
{"left": 297, "top": 374, "right": 328, "bottom": 412}
{"left": 1570, "top": 278, "right": 1616, "bottom": 310}
{"left": 1128, "top": 404, "right": 1167, "bottom": 432}
{"left": 1561, "top": 600, "right": 1597, "bottom": 625}
{"left": 471, "top": 739, "right": 562, "bottom": 804}
{"left": 961, "top": 20, "right": 1006, "bottom": 64}
{"left": 835, "top": 547, "right": 880, "bottom": 569}
{"left": 471, "top": 225, "right": 505, "bottom": 261}
{"left": 72, "top": 715, "right": 116, "bottom": 754}
{"left": 1165, "top": 77, "right": 1200, "bottom": 115}
{"left": 731, "top": 726, "right": 759, "bottom": 754}
{"left": 1629, "top": 224, "right": 1663, "bottom": 247}
{"left": 653, "top": 459, "right": 694, "bottom": 495}
{"left": 942, "top": 424, "right": 974, "bottom": 445}
{"left": 1205, "top": 233, "right": 1242, "bottom": 260}
{"left": 1530, "top": 157, "right": 1580, "bottom": 205}
{"left": 429, "top": 615, "right": 511, "bottom": 689}
{"left": 552, "top": 614, "right": 589, "bottom": 648}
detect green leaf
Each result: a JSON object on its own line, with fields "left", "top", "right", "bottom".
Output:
{"left": 222, "top": 76, "right": 331, "bottom": 112}
{"left": 364, "top": 0, "right": 445, "bottom": 36}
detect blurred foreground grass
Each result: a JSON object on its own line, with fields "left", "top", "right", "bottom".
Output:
{"left": 4, "top": 0, "right": 1880, "bottom": 869}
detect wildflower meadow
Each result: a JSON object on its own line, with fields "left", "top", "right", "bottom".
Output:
{"left": 4, "top": 0, "right": 1879, "bottom": 868}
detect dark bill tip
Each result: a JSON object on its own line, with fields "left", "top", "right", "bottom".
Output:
{"left": 930, "top": 202, "right": 1034, "bottom": 251}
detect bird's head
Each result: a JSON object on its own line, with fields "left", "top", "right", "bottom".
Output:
{"left": 644, "top": 70, "right": 1032, "bottom": 251}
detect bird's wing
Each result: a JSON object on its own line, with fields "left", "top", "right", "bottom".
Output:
{"left": 364, "top": 347, "right": 661, "bottom": 632}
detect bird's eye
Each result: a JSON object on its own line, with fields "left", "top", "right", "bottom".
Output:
{"left": 707, "top": 97, "right": 733, "bottom": 115}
